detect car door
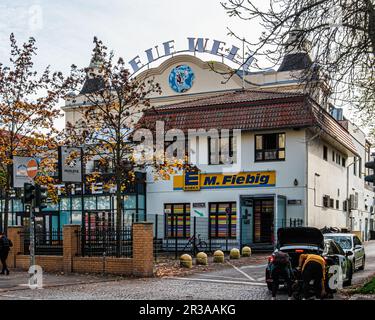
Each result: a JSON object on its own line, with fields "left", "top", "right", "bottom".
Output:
{"left": 332, "top": 241, "right": 349, "bottom": 282}
{"left": 353, "top": 236, "right": 364, "bottom": 267}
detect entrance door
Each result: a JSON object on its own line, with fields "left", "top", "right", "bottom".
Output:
{"left": 240, "top": 197, "right": 253, "bottom": 246}
{"left": 253, "top": 198, "right": 274, "bottom": 243}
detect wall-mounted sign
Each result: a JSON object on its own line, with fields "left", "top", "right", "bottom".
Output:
{"left": 58, "top": 146, "right": 82, "bottom": 183}
{"left": 128, "top": 37, "right": 254, "bottom": 75}
{"left": 12, "top": 156, "right": 39, "bottom": 188}
{"left": 192, "top": 203, "right": 206, "bottom": 208}
{"left": 169, "top": 65, "right": 195, "bottom": 93}
{"left": 174, "top": 171, "right": 276, "bottom": 191}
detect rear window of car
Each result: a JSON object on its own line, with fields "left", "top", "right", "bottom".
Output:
{"left": 324, "top": 235, "right": 352, "bottom": 249}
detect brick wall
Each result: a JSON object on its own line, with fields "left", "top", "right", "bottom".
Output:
{"left": 7, "top": 222, "right": 154, "bottom": 277}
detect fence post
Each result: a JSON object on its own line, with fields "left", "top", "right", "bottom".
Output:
{"left": 63, "top": 224, "right": 81, "bottom": 274}
{"left": 133, "top": 222, "right": 153, "bottom": 277}
{"left": 7, "top": 226, "right": 23, "bottom": 269}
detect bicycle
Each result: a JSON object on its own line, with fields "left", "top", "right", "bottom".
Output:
{"left": 182, "top": 234, "right": 208, "bottom": 256}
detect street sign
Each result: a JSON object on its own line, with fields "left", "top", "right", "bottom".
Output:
{"left": 12, "top": 156, "right": 39, "bottom": 188}
{"left": 58, "top": 146, "right": 83, "bottom": 183}
{"left": 26, "top": 159, "right": 38, "bottom": 179}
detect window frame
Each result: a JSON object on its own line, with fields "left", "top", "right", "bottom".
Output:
{"left": 208, "top": 131, "right": 236, "bottom": 165}
{"left": 164, "top": 203, "right": 191, "bottom": 239}
{"left": 209, "top": 202, "right": 237, "bottom": 239}
{"left": 254, "top": 132, "right": 286, "bottom": 162}
{"left": 323, "top": 146, "right": 328, "bottom": 161}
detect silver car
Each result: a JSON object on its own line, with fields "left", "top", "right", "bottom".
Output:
{"left": 324, "top": 233, "right": 365, "bottom": 271}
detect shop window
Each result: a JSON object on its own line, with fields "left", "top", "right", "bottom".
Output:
{"left": 255, "top": 133, "right": 285, "bottom": 162}
{"left": 323, "top": 146, "right": 328, "bottom": 161}
{"left": 165, "top": 203, "right": 190, "bottom": 238}
{"left": 209, "top": 202, "right": 236, "bottom": 238}
{"left": 208, "top": 131, "right": 237, "bottom": 165}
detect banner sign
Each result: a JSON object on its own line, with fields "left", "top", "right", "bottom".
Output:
{"left": 173, "top": 171, "right": 276, "bottom": 191}
{"left": 58, "top": 146, "right": 82, "bottom": 183}
{"left": 12, "top": 156, "right": 39, "bottom": 188}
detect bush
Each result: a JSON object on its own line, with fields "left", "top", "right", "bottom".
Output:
{"left": 357, "top": 277, "right": 375, "bottom": 294}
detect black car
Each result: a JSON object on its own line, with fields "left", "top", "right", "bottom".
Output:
{"left": 265, "top": 227, "right": 353, "bottom": 291}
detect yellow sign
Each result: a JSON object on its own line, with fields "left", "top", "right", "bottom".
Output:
{"left": 173, "top": 171, "right": 276, "bottom": 191}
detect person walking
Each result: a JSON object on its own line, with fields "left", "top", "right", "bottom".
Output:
{"left": 298, "top": 253, "right": 327, "bottom": 300}
{"left": 270, "top": 250, "right": 294, "bottom": 300}
{"left": 0, "top": 232, "right": 13, "bottom": 275}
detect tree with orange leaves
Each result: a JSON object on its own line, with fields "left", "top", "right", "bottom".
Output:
{"left": 0, "top": 34, "right": 72, "bottom": 233}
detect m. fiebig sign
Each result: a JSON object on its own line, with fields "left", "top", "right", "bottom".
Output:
{"left": 173, "top": 171, "right": 276, "bottom": 191}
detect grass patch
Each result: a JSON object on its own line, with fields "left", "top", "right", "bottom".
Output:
{"left": 357, "top": 277, "right": 375, "bottom": 294}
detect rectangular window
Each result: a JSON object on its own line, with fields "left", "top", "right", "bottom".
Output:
{"left": 353, "top": 157, "right": 357, "bottom": 176}
{"left": 255, "top": 133, "right": 285, "bottom": 162}
{"left": 332, "top": 151, "right": 335, "bottom": 162}
{"left": 359, "top": 157, "right": 362, "bottom": 178}
{"left": 165, "top": 203, "right": 190, "bottom": 238}
{"left": 329, "top": 198, "right": 334, "bottom": 208}
{"left": 323, "top": 146, "right": 328, "bottom": 161}
{"left": 336, "top": 154, "right": 341, "bottom": 165}
{"left": 209, "top": 202, "right": 236, "bottom": 239}
{"left": 336, "top": 200, "right": 339, "bottom": 209}
{"left": 208, "top": 131, "right": 237, "bottom": 165}
{"left": 343, "top": 200, "right": 348, "bottom": 211}
{"left": 323, "top": 195, "right": 329, "bottom": 207}
{"left": 342, "top": 157, "right": 346, "bottom": 167}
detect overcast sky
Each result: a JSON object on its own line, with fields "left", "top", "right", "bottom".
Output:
{"left": 1, "top": 0, "right": 271, "bottom": 129}
{"left": 0, "top": 0, "right": 358, "bottom": 130}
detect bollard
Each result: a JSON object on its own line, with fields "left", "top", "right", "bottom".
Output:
{"left": 241, "top": 246, "right": 252, "bottom": 257}
{"left": 196, "top": 252, "right": 208, "bottom": 265}
{"left": 213, "top": 250, "right": 224, "bottom": 263}
{"left": 180, "top": 254, "right": 193, "bottom": 268}
{"left": 230, "top": 248, "right": 240, "bottom": 259}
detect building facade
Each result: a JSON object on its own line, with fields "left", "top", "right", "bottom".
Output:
{"left": 61, "top": 32, "right": 375, "bottom": 247}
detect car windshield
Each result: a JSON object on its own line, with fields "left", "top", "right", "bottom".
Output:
{"left": 324, "top": 235, "right": 352, "bottom": 249}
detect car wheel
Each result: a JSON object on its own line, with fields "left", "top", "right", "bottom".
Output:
{"left": 359, "top": 256, "right": 365, "bottom": 271}
{"left": 343, "top": 263, "right": 353, "bottom": 287}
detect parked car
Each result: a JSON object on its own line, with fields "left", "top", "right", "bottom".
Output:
{"left": 324, "top": 233, "right": 365, "bottom": 271}
{"left": 265, "top": 227, "right": 353, "bottom": 292}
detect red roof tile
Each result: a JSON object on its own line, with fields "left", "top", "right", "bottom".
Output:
{"left": 139, "top": 90, "right": 357, "bottom": 154}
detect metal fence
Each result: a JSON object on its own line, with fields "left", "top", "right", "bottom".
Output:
{"left": 76, "top": 228, "right": 132, "bottom": 258}
{"left": 22, "top": 229, "right": 63, "bottom": 256}
{"left": 149, "top": 214, "right": 304, "bottom": 259}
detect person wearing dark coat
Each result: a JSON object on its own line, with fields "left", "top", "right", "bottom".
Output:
{"left": 0, "top": 232, "right": 13, "bottom": 275}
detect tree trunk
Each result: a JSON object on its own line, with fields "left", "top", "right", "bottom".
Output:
{"left": 3, "top": 168, "right": 12, "bottom": 235}
{"left": 115, "top": 175, "right": 122, "bottom": 257}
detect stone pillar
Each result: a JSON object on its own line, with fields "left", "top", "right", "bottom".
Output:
{"left": 63, "top": 224, "right": 80, "bottom": 273}
{"left": 132, "top": 222, "right": 154, "bottom": 277}
{"left": 7, "top": 226, "right": 24, "bottom": 268}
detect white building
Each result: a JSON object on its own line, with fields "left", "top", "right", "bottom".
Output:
{"left": 63, "top": 29, "right": 375, "bottom": 248}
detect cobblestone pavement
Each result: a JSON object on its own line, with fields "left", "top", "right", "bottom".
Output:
{"left": 0, "top": 242, "right": 373, "bottom": 300}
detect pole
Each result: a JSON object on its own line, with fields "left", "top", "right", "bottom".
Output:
{"left": 28, "top": 202, "right": 35, "bottom": 268}
{"left": 80, "top": 148, "right": 85, "bottom": 256}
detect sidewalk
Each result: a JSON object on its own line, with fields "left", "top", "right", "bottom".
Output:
{"left": 0, "top": 270, "right": 124, "bottom": 292}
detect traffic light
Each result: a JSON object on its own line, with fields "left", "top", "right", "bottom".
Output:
{"left": 365, "top": 159, "right": 375, "bottom": 184}
{"left": 24, "top": 183, "right": 36, "bottom": 204}
{"left": 35, "top": 185, "right": 48, "bottom": 209}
